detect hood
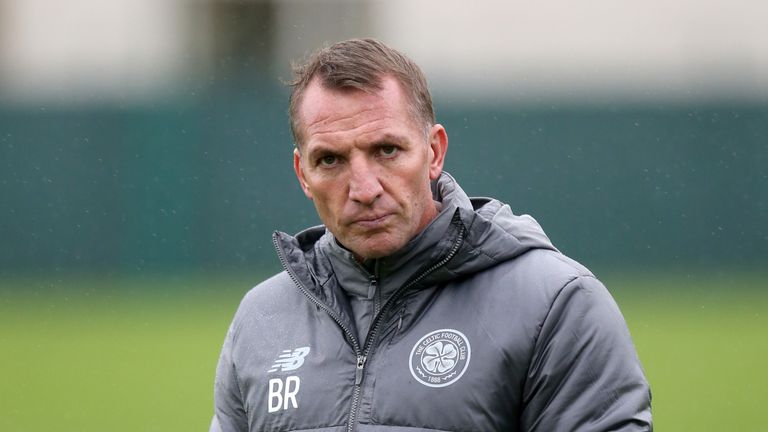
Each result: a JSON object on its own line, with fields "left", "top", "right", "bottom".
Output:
{"left": 422, "top": 172, "right": 556, "bottom": 285}
{"left": 273, "top": 172, "right": 556, "bottom": 304}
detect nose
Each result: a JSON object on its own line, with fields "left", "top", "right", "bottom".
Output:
{"left": 348, "top": 158, "right": 383, "bottom": 205}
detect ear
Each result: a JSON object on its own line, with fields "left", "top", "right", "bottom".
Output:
{"left": 427, "top": 124, "right": 448, "bottom": 180}
{"left": 293, "top": 148, "right": 314, "bottom": 200}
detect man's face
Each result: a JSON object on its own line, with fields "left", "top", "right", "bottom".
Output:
{"left": 293, "top": 76, "right": 447, "bottom": 260}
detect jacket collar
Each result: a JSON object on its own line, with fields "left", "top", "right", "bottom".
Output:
{"left": 320, "top": 197, "right": 459, "bottom": 301}
{"left": 273, "top": 172, "right": 556, "bottom": 305}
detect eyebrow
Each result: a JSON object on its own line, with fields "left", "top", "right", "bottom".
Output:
{"left": 371, "top": 133, "right": 408, "bottom": 147}
{"left": 306, "top": 133, "right": 410, "bottom": 160}
{"left": 305, "top": 144, "right": 340, "bottom": 161}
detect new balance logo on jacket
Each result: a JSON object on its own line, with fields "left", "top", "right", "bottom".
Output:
{"left": 266, "top": 346, "right": 310, "bottom": 413}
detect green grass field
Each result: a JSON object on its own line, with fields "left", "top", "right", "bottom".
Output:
{"left": 1, "top": 270, "right": 766, "bottom": 431}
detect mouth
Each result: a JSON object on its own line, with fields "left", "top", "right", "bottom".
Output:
{"left": 351, "top": 214, "right": 392, "bottom": 229}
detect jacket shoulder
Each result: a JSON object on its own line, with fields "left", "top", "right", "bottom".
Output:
{"left": 480, "top": 248, "right": 596, "bottom": 301}
{"left": 516, "top": 247, "right": 594, "bottom": 281}
{"left": 228, "top": 271, "right": 299, "bottom": 337}
{"left": 240, "top": 271, "right": 294, "bottom": 304}
{"left": 463, "top": 250, "right": 651, "bottom": 430}
{"left": 458, "top": 249, "right": 611, "bottom": 357}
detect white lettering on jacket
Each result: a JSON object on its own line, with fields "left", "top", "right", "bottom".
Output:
{"left": 268, "top": 376, "right": 300, "bottom": 413}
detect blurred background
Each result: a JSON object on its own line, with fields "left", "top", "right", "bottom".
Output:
{"left": 1, "top": 0, "right": 766, "bottom": 430}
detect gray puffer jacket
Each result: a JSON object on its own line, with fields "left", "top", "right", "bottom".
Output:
{"left": 212, "top": 173, "right": 652, "bottom": 432}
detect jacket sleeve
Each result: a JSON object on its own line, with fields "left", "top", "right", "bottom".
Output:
{"left": 212, "top": 323, "right": 249, "bottom": 432}
{"left": 521, "top": 276, "right": 652, "bottom": 431}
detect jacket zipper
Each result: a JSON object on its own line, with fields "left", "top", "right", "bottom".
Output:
{"left": 273, "top": 234, "right": 366, "bottom": 432}
{"left": 273, "top": 226, "right": 465, "bottom": 432}
{"left": 272, "top": 234, "right": 362, "bottom": 353}
{"left": 346, "top": 225, "right": 466, "bottom": 432}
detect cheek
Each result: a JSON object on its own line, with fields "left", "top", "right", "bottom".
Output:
{"left": 311, "top": 190, "right": 344, "bottom": 223}
{"left": 400, "top": 189, "right": 423, "bottom": 220}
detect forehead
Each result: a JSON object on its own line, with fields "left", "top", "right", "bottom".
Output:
{"left": 297, "top": 76, "right": 416, "bottom": 147}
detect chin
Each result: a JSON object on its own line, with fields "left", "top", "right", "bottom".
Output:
{"left": 352, "top": 246, "right": 389, "bottom": 260}
{"left": 356, "top": 240, "right": 406, "bottom": 260}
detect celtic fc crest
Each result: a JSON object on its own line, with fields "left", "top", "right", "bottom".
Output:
{"left": 409, "top": 329, "right": 471, "bottom": 388}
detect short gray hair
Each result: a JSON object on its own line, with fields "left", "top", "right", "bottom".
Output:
{"left": 288, "top": 38, "right": 435, "bottom": 147}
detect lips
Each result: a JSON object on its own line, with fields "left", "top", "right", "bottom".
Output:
{"left": 351, "top": 213, "right": 392, "bottom": 229}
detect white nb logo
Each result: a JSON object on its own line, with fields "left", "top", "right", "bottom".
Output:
{"left": 267, "top": 346, "right": 310, "bottom": 373}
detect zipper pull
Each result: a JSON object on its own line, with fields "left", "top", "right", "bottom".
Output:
{"left": 367, "top": 277, "right": 377, "bottom": 300}
{"left": 354, "top": 355, "right": 367, "bottom": 385}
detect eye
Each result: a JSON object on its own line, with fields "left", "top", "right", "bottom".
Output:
{"left": 318, "top": 154, "right": 338, "bottom": 167}
{"left": 379, "top": 145, "right": 398, "bottom": 158}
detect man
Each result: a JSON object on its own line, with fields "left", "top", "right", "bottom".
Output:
{"left": 212, "top": 38, "right": 652, "bottom": 431}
